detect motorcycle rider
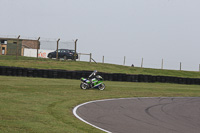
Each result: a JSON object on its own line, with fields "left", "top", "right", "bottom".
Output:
{"left": 88, "top": 70, "right": 98, "bottom": 87}
{"left": 89, "top": 70, "right": 97, "bottom": 78}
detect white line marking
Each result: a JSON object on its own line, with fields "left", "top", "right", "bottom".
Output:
{"left": 73, "top": 97, "right": 200, "bottom": 133}
{"left": 73, "top": 99, "right": 112, "bottom": 133}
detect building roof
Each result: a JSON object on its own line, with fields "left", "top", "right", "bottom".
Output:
{"left": 0, "top": 37, "right": 37, "bottom": 41}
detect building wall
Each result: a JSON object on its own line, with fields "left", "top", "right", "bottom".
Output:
{"left": 0, "top": 38, "right": 39, "bottom": 56}
{"left": 21, "top": 40, "right": 39, "bottom": 56}
{"left": 22, "top": 40, "right": 39, "bottom": 49}
{"left": 7, "top": 39, "right": 22, "bottom": 55}
{"left": 0, "top": 44, "right": 7, "bottom": 55}
{"left": 24, "top": 48, "right": 54, "bottom": 58}
{"left": 0, "top": 39, "right": 7, "bottom": 55}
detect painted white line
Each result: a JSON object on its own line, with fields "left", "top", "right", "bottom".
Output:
{"left": 73, "top": 97, "right": 200, "bottom": 133}
{"left": 73, "top": 97, "right": 153, "bottom": 133}
{"left": 73, "top": 100, "right": 112, "bottom": 133}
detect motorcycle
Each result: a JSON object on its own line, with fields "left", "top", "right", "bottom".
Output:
{"left": 80, "top": 70, "right": 105, "bottom": 90}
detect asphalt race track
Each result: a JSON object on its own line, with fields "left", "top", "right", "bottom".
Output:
{"left": 73, "top": 97, "right": 200, "bottom": 133}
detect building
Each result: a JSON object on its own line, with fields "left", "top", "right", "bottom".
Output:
{"left": 0, "top": 38, "right": 39, "bottom": 56}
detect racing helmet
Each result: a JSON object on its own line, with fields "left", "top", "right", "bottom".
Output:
{"left": 94, "top": 70, "right": 97, "bottom": 75}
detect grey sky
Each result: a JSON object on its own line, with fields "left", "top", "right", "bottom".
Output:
{"left": 1, "top": 0, "right": 200, "bottom": 71}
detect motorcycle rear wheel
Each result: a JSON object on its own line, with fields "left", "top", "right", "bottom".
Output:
{"left": 80, "top": 82, "right": 89, "bottom": 90}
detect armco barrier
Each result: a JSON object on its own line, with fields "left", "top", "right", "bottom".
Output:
{"left": 27, "top": 68, "right": 34, "bottom": 77}
{"left": 22, "top": 68, "right": 28, "bottom": 77}
{"left": 0, "top": 66, "right": 200, "bottom": 85}
{"left": 66, "top": 71, "right": 73, "bottom": 79}
{"left": 102, "top": 73, "right": 113, "bottom": 81}
{"left": 16, "top": 67, "right": 23, "bottom": 76}
{"left": 0, "top": 66, "right": 6, "bottom": 75}
{"left": 12, "top": 67, "right": 17, "bottom": 76}
{"left": 126, "top": 75, "right": 132, "bottom": 82}
{"left": 132, "top": 75, "right": 139, "bottom": 82}
{"left": 58, "top": 70, "right": 66, "bottom": 79}
{"left": 6, "top": 67, "right": 12, "bottom": 76}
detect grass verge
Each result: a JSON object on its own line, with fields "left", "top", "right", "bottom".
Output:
{"left": 1, "top": 55, "right": 200, "bottom": 78}
{"left": 0, "top": 76, "right": 200, "bottom": 132}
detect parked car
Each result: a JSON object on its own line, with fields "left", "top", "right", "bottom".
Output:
{"left": 47, "top": 49, "right": 78, "bottom": 59}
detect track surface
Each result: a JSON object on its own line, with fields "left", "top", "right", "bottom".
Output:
{"left": 74, "top": 97, "right": 200, "bottom": 133}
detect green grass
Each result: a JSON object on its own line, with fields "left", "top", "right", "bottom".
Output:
{"left": 0, "top": 76, "right": 200, "bottom": 133}
{"left": 1, "top": 55, "right": 200, "bottom": 132}
{"left": 1, "top": 55, "right": 200, "bottom": 78}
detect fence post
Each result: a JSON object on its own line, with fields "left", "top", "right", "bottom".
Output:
{"left": 37, "top": 37, "right": 40, "bottom": 59}
{"left": 102, "top": 56, "right": 104, "bottom": 63}
{"left": 161, "top": 59, "right": 164, "bottom": 69}
{"left": 78, "top": 54, "right": 81, "bottom": 61}
{"left": 141, "top": 58, "right": 143, "bottom": 68}
{"left": 56, "top": 38, "right": 60, "bottom": 60}
{"left": 16, "top": 35, "right": 20, "bottom": 60}
{"left": 90, "top": 53, "right": 92, "bottom": 63}
{"left": 74, "top": 39, "right": 78, "bottom": 61}
{"left": 123, "top": 56, "right": 126, "bottom": 66}
{"left": 180, "top": 62, "right": 182, "bottom": 71}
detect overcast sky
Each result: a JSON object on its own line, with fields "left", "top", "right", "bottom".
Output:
{"left": 1, "top": 0, "right": 200, "bottom": 71}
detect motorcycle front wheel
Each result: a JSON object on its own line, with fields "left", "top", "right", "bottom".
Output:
{"left": 80, "top": 82, "right": 89, "bottom": 90}
{"left": 98, "top": 83, "right": 105, "bottom": 90}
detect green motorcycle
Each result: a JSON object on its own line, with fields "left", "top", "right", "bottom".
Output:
{"left": 80, "top": 70, "right": 105, "bottom": 90}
